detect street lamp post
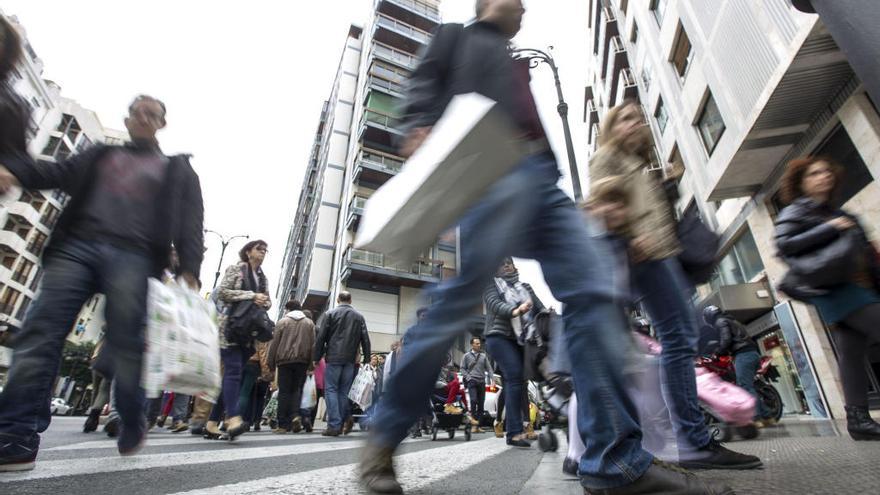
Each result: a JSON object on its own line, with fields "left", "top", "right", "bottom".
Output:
{"left": 204, "top": 230, "right": 249, "bottom": 289}
{"left": 511, "top": 47, "right": 583, "bottom": 201}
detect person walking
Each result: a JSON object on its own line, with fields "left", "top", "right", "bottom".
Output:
{"left": 774, "top": 156, "right": 880, "bottom": 440}
{"left": 461, "top": 337, "right": 493, "bottom": 433}
{"left": 205, "top": 239, "right": 271, "bottom": 441}
{"left": 359, "top": 2, "right": 736, "bottom": 493}
{"left": 590, "top": 100, "right": 761, "bottom": 471}
{"left": 314, "top": 291, "right": 370, "bottom": 437}
{"left": 238, "top": 340, "right": 271, "bottom": 431}
{"left": 0, "top": 94, "right": 205, "bottom": 471}
{"left": 0, "top": 16, "right": 28, "bottom": 158}
{"left": 83, "top": 337, "right": 111, "bottom": 433}
{"left": 267, "top": 300, "right": 316, "bottom": 434}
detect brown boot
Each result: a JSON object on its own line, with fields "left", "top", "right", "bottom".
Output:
{"left": 225, "top": 416, "right": 247, "bottom": 441}
{"left": 494, "top": 421, "right": 504, "bottom": 438}
{"left": 525, "top": 422, "right": 538, "bottom": 441}
{"left": 360, "top": 443, "right": 403, "bottom": 494}
{"left": 343, "top": 417, "right": 355, "bottom": 435}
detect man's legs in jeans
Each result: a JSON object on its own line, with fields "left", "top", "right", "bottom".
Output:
{"left": 632, "top": 259, "right": 711, "bottom": 452}
{"left": 369, "top": 154, "right": 652, "bottom": 489}
{"left": 0, "top": 241, "right": 97, "bottom": 453}
{"left": 324, "top": 364, "right": 344, "bottom": 430}
{"left": 733, "top": 350, "right": 766, "bottom": 420}
{"left": 338, "top": 364, "right": 356, "bottom": 426}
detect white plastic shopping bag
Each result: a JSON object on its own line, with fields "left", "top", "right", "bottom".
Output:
{"left": 300, "top": 374, "right": 317, "bottom": 409}
{"left": 347, "top": 366, "right": 375, "bottom": 409}
{"left": 356, "top": 93, "right": 525, "bottom": 264}
{"left": 142, "top": 279, "right": 222, "bottom": 401}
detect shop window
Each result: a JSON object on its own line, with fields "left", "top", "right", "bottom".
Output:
{"left": 696, "top": 90, "right": 725, "bottom": 155}
{"left": 811, "top": 124, "right": 873, "bottom": 207}
{"left": 709, "top": 228, "right": 765, "bottom": 291}
{"left": 670, "top": 22, "right": 693, "bottom": 80}
{"left": 650, "top": 0, "right": 667, "bottom": 25}
{"left": 655, "top": 96, "right": 669, "bottom": 134}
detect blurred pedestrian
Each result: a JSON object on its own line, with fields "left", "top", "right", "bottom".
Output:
{"left": 205, "top": 239, "right": 271, "bottom": 441}
{"left": 590, "top": 100, "right": 761, "bottom": 471}
{"left": 775, "top": 156, "right": 880, "bottom": 440}
{"left": 82, "top": 337, "right": 111, "bottom": 433}
{"left": 0, "top": 16, "right": 28, "bottom": 157}
{"left": 461, "top": 337, "right": 493, "bottom": 433}
{"left": 0, "top": 94, "right": 205, "bottom": 471}
{"left": 267, "top": 299, "right": 316, "bottom": 434}
{"left": 314, "top": 291, "right": 370, "bottom": 437}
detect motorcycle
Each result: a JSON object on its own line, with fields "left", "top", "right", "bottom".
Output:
{"left": 697, "top": 353, "right": 784, "bottom": 441}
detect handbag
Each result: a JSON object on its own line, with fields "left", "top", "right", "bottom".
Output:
{"left": 677, "top": 206, "right": 720, "bottom": 285}
{"left": 224, "top": 265, "right": 274, "bottom": 346}
{"left": 783, "top": 228, "right": 861, "bottom": 288}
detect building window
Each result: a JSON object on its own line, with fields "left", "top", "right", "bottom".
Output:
{"left": 651, "top": 0, "right": 667, "bottom": 25}
{"left": 1, "top": 250, "right": 17, "bottom": 270}
{"left": 655, "top": 96, "right": 669, "bottom": 134}
{"left": 709, "top": 228, "right": 765, "bottom": 291}
{"left": 4, "top": 215, "right": 32, "bottom": 240}
{"left": 11, "top": 259, "right": 34, "bottom": 285}
{"left": 29, "top": 266, "right": 42, "bottom": 292}
{"left": 640, "top": 58, "right": 653, "bottom": 93}
{"left": 812, "top": 124, "right": 874, "bottom": 207}
{"left": 0, "top": 287, "right": 21, "bottom": 316}
{"left": 40, "top": 205, "right": 61, "bottom": 229}
{"left": 696, "top": 91, "right": 725, "bottom": 155}
{"left": 19, "top": 190, "right": 45, "bottom": 212}
{"left": 670, "top": 22, "right": 693, "bottom": 80}
{"left": 630, "top": 22, "right": 639, "bottom": 46}
{"left": 26, "top": 231, "right": 48, "bottom": 256}
{"left": 15, "top": 296, "right": 31, "bottom": 320}
{"left": 619, "top": 0, "right": 629, "bottom": 15}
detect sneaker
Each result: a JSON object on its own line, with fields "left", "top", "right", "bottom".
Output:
{"left": 170, "top": 421, "right": 189, "bottom": 433}
{"left": 443, "top": 404, "right": 463, "bottom": 415}
{"left": 272, "top": 428, "right": 289, "bottom": 435}
{"left": 291, "top": 417, "right": 303, "bottom": 434}
{"left": 679, "top": 440, "right": 762, "bottom": 470}
{"left": 359, "top": 443, "right": 403, "bottom": 494}
{"left": 585, "top": 460, "right": 735, "bottom": 494}
{"left": 343, "top": 417, "right": 354, "bottom": 435}
{"left": 83, "top": 409, "right": 101, "bottom": 433}
{"left": 0, "top": 436, "right": 38, "bottom": 472}
{"left": 117, "top": 423, "right": 146, "bottom": 456}
{"left": 104, "top": 417, "right": 120, "bottom": 438}
{"left": 563, "top": 457, "right": 578, "bottom": 477}
{"left": 190, "top": 423, "right": 206, "bottom": 436}
{"left": 322, "top": 427, "right": 342, "bottom": 437}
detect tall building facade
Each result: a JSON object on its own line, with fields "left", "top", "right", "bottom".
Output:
{"left": 585, "top": 0, "right": 880, "bottom": 418}
{"left": 277, "top": 0, "right": 465, "bottom": 353}
{"left": 0, "top": 12, "right": 127, "bottom": 374}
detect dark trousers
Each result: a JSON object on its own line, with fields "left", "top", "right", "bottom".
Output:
{"left": 238, "top": 362, "right": 260, "bottom": 422}
{"left": 467, "top": 380, "right": 486, "bottom": 420}
{"left": 487, "top": 336, "right": 526, "bottom": 438}
{"left": 0, "top": 239, "right": 152, "bottom": 445}
{"left": 834, "top": 302, "right": 880, "bottom": 408}
{"left": 277, "top": 362, "right": 309, "bottom": 429}
{"left": 209, "top": 346, "right": 251, "bottom": 421}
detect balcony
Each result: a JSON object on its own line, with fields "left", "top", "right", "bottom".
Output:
{"left": 699, "top": 281, "right": 775, "bottom": 324}
{"left": 371, "top": 42, "right": 419, "bottom": 71}
{"left": 598, "top": 7, "right": 620, "bottom": 78}
{"left": 616, "top": 68, "right": 639, "bottom": 105}
{"left": 605, "top": 36, "right": 630, "bottom": 107}
{"left": 342, "top": 247, "right": 443, "bottom": 288}
{"left": 586, "top": 99, "right": 599, "bottom": 140}
{"left": 360, "top": 109, "right": 404, "bottom": 150}
{"left": 346, "top": 195, "right": 368, "bottom": 231}
{"left": 365, "top": 74, "right": 406, "bottom": 99}
{"left": 353, "top": 149, "right": 404, "bottom": 186}
{"left": 377, "top": 0, "right": 440, "bottom": 32}
{"left": 374, "top": 13, "right": 430, "bottom": 54}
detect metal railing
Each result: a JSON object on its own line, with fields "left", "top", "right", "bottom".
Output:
{"left": 376, "top": 14, "right": 431, "bottom": 45}
{"left": 346, "top": 247, "right": 443, "bottom": 279}
{"left": 621, "top": 68, "right": 637, "bottom": 87}
{"left": 360, "top": 149, "right": 404, "bottom": 174}
{"left": 610, "top": 36, "right": 626, "bottom": 53}
{"left": 366, "top": 75, "right": 405, "bottom": 96}
{"left": 361, "top": 109, "right": 402, "bottom": 132}
{"left": 371, "top": 42, "right": 419, "bottom": 70}
{"left": 384, "top": 0, "right": 441, "bottom": 22}
{"left": 349, "top": 195, "right": 368, "bottom": 212}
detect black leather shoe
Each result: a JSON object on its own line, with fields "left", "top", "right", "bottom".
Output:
{"left": 585, "top": 460, "right": 735, "bottom": 494}
{"left": 83, "top": 409, "right": 100, "bottom": 433}
{"left": 845, "top": 405, "right": 880, "bottom": 440}
{"left": 506, "top": 434, "right": 531, "bottom": 448}
{"left": 563, "top": 457, "right": 578, "bottom": 476}
{"left": 104, "top": 418, "right": 120, "bottom": 438}
{"left": 679, "top": 440, "right": 762, "bottom": 470}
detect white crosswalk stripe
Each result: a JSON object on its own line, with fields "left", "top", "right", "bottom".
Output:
{"left": 45, "top": 433, "right": 306, "bottom": 451}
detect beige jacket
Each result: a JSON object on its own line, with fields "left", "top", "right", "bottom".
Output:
{"left": 589, "top": 146, "right": 680, "bottom": 261}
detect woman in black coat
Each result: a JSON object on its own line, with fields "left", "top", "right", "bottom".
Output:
{"left": 774, "top": 156, "right": 880, "bottom": 440}
{"left": 0, "top": 16, "right": 29, "bottom": 157}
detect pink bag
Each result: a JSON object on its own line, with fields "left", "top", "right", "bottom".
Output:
{"left": 695, "top": 367, "right": 756, "bottom": 426}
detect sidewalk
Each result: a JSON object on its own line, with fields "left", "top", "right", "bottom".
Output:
{"left": 523, "top": 419, "right": 880, "bottom": 494}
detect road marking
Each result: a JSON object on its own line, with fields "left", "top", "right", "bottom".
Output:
{"left": 45, "top": 432, "right": 332, "bottom": 451}
{"left": 1, "top": 440, "right": 365, "bottom": 482}
{"left": 170, "top": 436, "right": 511, "bottom": 495}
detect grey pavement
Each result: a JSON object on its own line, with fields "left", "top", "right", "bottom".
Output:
{"left": 2, "top": 416, "right": 879, "bottom": 494}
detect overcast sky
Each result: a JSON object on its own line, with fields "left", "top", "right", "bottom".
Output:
{"left": 4, "top": 0, "right": 589, "bottom": 307}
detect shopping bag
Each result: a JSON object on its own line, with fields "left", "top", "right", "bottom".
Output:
{"left": 356, "top": 92, "right": 525, "bottom": 263}
{"left": 301, "top": 375, "right": 317, "bottom": 409}
{"left": 142, "top": 279, "right": 222, "bottom": 401}
{"left": 695, "top": 367, "right": 755, "bottom": 426}
{"left": 347, "top": 367, "right": 375, "bottom": 409}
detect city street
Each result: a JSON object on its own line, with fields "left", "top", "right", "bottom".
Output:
{"left": 3, "top": 416, "right": 879, "bottom": 494}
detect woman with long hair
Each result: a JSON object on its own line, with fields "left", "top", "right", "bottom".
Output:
{"left": 205, "top": 239, "right": 271, "bottom": 440}
{"left": 775, "top": 157, "right": 880, "bottom": 440}
{"left": 0, "top": 16, "right": 29, "bottom": 157}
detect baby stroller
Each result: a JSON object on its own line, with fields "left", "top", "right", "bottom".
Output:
{"left": 524, "top": 309, "right": 573, "bottom": 452}
{"left": 429, "top": 382, "right": 473, "bottom": 441}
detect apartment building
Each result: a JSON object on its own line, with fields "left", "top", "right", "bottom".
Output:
{"left": 585, "top": 0, "right": 880, "bottom": 418}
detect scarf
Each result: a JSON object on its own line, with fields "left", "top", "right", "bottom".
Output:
{"left": 494, "top": 271, "right": 534, "bottom": 341}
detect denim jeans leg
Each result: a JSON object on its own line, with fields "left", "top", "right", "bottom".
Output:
{"left": 485, "top": 336, "right": 524, "bottom": 438}
{"left": 0, "top": 241, "right": 98, "bottom": 444}
{"left": 172, "top": 394, "right": 190, "bottom": 422}
{"left": 238, "top": 363, "right": 259, "bottom": 422}
{"left": 633, "top": 258, "right": 710, "bottom": 451}
{"left": 218, "top": 347, "right": 247, "bottom": 418}
{"left": 99, "top": 246, "right": 153, "bottom": 435}
{"left": 734, "top": 350, "right": 765, "bottom": 420}
{"left": 339, "top": 364, "right": 357, "bottom": 421}
{"left": 324, "top": 364, "right": 343, "bottom": 429}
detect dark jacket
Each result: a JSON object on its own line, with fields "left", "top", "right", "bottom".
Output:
{"left": 709, "top": 312, "right": 756, "bottom": 355}
{"left": 268, "top": 310, "right": 316, "bottom": 369}
{"left": 0, "top": 143, "right": 204, "bottom": 278}
{"left": 314, "top": 303, "right": 370, "bottom": 365}
{"left": 0, "top": 82, "right": 29, "bottom": 155}
{"left": 483, "top": 279, "right": 545, "bottom": 340}
{"left": 774, "top": 197, "right": 879, "bottom": 294}
{"left": 400, "top": 21, "right": 521, "bottom": 138}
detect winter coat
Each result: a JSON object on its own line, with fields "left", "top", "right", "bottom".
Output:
{"left": 216, "top": 262, "right": 271, "bottom": 349}
{"left": 483, "top": 276, "right": 545, "bottom": 341}
{"left": 708, "top": 313, "right": 757, "bottom": 355}
{"left": 588, "top": 146, "right": 680, "bottom": 261}
{"left": 0, "top": 82, "right": 29, "bottom": 156}
{"left": 267, "top": 310, "right": 316, "bottom": 369}
{"left": 313, "top": 304, "right": 370, "bottom": 365}
{"left": 247, "top": 341, "right": 272, "bottom": 382}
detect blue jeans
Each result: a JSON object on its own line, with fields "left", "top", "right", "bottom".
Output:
{"left": 324, "top": 363, "right": 356, "bottom": 430}
{"left": 371, "top": 153, "right": 652, "bottom": 489}
{"left": 171, "top": 393, "right": 190, "bottom": 422}
{"left": 734, "top": 350, "right": 767, "bottom": 420}
{"left": 485, "top": 336, "right": 525, "bottom": 438}
{"left": 632, "top": 258, "right": 711, "bottom": 450}
{"left": 0, "top": 239, "right": 153, "bottom": 446}
{"left": 209, "top": 346, "right": 250, "bottom": 421}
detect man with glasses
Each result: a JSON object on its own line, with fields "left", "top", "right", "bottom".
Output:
{"left": 0, "top": 95, "right": 205, "bottom": 471}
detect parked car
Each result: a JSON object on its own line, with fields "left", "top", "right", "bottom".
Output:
{"left": 50, "top": 397, "right": 71, "bottom": 415}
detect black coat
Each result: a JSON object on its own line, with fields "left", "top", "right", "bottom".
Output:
{"left": 0, "top": 144, "right": 205, "bottom": 278}
{"left": 313, "top": 304, "right": 371, "bottom": 365}
{"left": 774, "top": 198, "right": 879, "bottom": 296}
{"left": 400, "top": 21, "right": 520, "bottom": 138}
{"left": 0, "top": 82, "right": 28, "bottom": 156}
{"left": 711, "top": 314, "right": 757, "bottom": 355}
{"left": 483, "top": 280, "right": 545, "bottom": 340}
